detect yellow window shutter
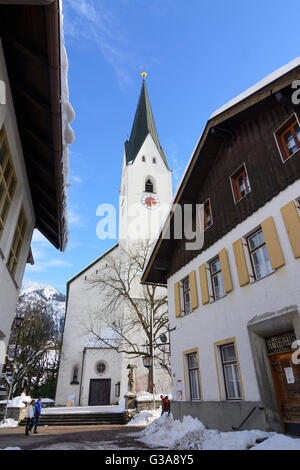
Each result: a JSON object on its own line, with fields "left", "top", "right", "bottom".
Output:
{"left": 189, "top": 270, "right": 198, "bottom": 310}
{"left": 281, "top": 201, "right": 300, "bottom": 259}
{"left": 233, "top": 239, "right": 250, "bottom": 286}
{"left": 218, "top": 248, "right": 233, "bottom": 293}
{"left": 174, "top": 282, "right": 181, "bottom": 318}
{"left": 199, "top": 264, "right": 209, "bottom": 305}
{"left": 261, "top": 217, "right": 285, "bottom": 270}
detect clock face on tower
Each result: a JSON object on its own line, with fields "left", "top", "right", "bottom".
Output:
{"left": 141, "top": 193, "right": 160, "bottom": 210}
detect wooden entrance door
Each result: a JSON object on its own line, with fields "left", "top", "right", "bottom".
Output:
{"left": 269, "top": 352, "right": 300, "bottom": 434}
{"left": 88, "top": 379, "right": 111, "bottom": 406}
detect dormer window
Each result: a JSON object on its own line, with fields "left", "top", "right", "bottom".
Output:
{"left": 231, "top": 164, "right": 251, "bottom": 203}
{"left": 204, "top": 200, "right": 213, "bottom": 230}
{"left": 275, "top": 114, "right": 300, "bottom": 162}
{"left": 145, "top": 179, "right": 154, "bottom": 193}
{"left": 142, "top": 156, "right": 146, "bottom": 162}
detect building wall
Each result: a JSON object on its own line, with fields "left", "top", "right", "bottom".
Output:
{"left": 0, "top": 39, "right": 35, "bottom": 364}
{"left": 167, "top": 179, "right": 300, "bottom": 431}
{"left": 80, "top": 348, "right": 123, "bottom": 406}
{"left": 56, "top": 243, "right": 172, "bottom": 406}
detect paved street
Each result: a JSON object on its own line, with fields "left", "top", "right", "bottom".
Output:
{"left": 0, "top": 425, "right": 159, "bottom": 450}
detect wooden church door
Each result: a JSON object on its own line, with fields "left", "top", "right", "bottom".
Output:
{"left": 88, "top": 379, "right": 111, "bottom": 406}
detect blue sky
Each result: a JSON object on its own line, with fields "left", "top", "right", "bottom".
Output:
{"left": 24, "top": 0, "right": 300, "bottom": 294}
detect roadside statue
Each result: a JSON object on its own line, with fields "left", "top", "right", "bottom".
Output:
{"left": 127, "top": 364, "right": 137, "bottom": 394}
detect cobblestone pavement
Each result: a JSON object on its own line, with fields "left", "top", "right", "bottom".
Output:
{"left": 0, "top": 425, "right": 160, "bottom": 450}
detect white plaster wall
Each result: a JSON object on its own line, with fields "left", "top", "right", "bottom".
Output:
{"left": 56, "top": 244, "right": 172, "bottom": 405}
{"left": 55, "top": 248, "right": 121, "bottom": 406}
{"left": 0, "top": 39, "right": 35, "bottom": 360}
{"left": 119, "top": 133, "right": 172, "bottom": 245}
{"left": 167, "top": 180, "right": 300, "bottom": 403}
{"left": 80, "top": 348, "right": 123, "bottom": 405}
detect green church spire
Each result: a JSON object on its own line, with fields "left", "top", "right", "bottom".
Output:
{"left": 125, "top": 75, "right": 170, "bottom": 170}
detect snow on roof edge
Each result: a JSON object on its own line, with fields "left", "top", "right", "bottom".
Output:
{"left": 210, "top": 56, "right": 300, "bottom": 119}
{"left": 59, "top": 0, "right": 75, "bottom": 252}
{"left": 142, "top": 56, "right": 300, "bottom": 282}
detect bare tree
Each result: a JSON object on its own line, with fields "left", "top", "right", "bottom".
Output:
{"left": 87, "top": 240, "right": 170, "bottom": 393}
{"left": 2, "top": 299, "right": 61, "bottom": 398}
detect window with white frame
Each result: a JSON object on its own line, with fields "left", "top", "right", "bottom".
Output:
{"left": 187, "top": 352, "right": 201, "bottom": 400}
{"left": 275, "top": 114, "right": 300, "bottom": 162}
{"left": 210, "top": 257, "right": 225, "bottom": 300}
{"left": 246, "top": 228, "right": 273, "bottom": 280}
{"left": 220, "top": 343, "right": 242, "bottom": 400}
{"left": 182, "top": 277, "right": 192, "bottom": 315}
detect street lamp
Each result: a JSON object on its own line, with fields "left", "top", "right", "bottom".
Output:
{"left": 142, "top": 355, "right": 152, "bottom": 369}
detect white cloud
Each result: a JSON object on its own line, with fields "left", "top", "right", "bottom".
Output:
{"left": 63, "top": 0, "right": 154, "bottom": 89}
{"left": 68, "top": 207, "right": 84, "bottom": 226}
{"left": 27, "top": 258, "right": 72, "bottom": 273}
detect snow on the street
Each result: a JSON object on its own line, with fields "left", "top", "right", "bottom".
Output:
{"left": 0, "top": 419, "right": 18, "bottom": 428}
{"left": 250, "top": 434, "right": 300, "bottom": 450}
{"left": 135, "top": 414, "right": 300, "bottom": 450}
{"left": 0, "top": 447, "right": 21, "bottom": 451}
{"left": 126, "top": 409, "right": 161, "bottom": 426}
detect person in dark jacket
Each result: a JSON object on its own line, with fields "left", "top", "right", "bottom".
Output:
{"left": 31, "top": 398, "right": 42, "bottom": 434}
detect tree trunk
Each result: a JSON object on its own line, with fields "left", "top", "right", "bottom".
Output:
{"left": 147, "top": 367, "right": 153, "bottom": 393}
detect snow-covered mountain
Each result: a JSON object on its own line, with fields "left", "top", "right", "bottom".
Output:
{"left": 19, "top": 281, "right": 66, "bottom": 336}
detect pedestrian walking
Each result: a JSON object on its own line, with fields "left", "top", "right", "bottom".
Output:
{"left": 161, "top": 395, "right": 170, "bottom": 416}
{"left": 32, "top": 397, "right": 42, "bottom": 434}
{"left": 25, "top": 400, "right": 35, "bottom": 436}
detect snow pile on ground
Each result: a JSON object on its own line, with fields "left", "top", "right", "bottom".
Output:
{"left": 251, "top": 434, "right": 300, "bottom": 450}
{"left": 0, "top": 447, "right": 21, "bottom": 451}
{"left": 118, "top": 397, "right": 125, "bottom": 410}
{"left": 126, "top": 409, "right": 161, "bottom": 427}
{"left": 138, "top": 414, "right": 274, "bottom": 450}
{"left": 0, "top": 418, "right": 18, "bottom": 428}
{"left": 7, "top": 393, "right": 31, "bottom": 408}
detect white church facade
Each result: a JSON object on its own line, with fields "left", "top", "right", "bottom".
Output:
{"left": 55, "top": 77, "right": 172, "bottom": 406}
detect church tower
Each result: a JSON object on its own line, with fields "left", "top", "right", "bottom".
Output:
{"left": 119, "top": 74, "right": 172, "bottom": 246}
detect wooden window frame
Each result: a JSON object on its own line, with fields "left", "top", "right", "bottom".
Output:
{"left": 0, "top": 126, "right": 17, "bottom": 240}
{"left": 209, "top": 256, "right": 225, "bottom": 301}
{"left": 274, "top": 113, "right": 300, "bottom": 163}
{"left": 230, "top": 163, "right": 251, "bottom": 204}
{"left": 203, "top": 198, "right": 213, "bottom": 230}
{"left": 7, "top": 206, "right": 27, "bottom": 278}
{"left": 220, "top": 343, "right": 243, "bottom": 401}
{"left": 182, "top": 276, "right": 192, "bottom": 316}
{"left": 187, "top": 352, "right": 201, "bottom": 401}
{"left": 246, "top": 227, "right": 273, "bottom": 281}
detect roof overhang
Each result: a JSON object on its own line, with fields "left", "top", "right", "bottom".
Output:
{"left": 142, "top": 57, "right": 300, "bottom": 286}
{"left": 0, "top": 0, "right": 68, "bottom": 250}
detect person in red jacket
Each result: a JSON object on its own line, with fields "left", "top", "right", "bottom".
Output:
{"left": 161, "top": 395, "right": 170, "bottom": 416}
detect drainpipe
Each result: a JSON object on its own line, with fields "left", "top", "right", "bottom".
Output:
{"left": 79, "top": 348, "right": 86, "bottom": 406}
